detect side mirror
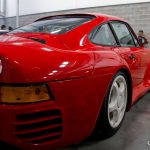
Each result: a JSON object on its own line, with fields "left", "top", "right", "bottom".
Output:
{"left": 138, "top": 37, "right": 148, "bottom": 47}
{"left": 138, "top": 36, "right": 148, "bottom": 45}
{"left": 138, "top": 40, "right": 144, "bottom": 47}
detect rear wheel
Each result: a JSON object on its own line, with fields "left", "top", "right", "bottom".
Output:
{"left": 92, "top": 72, "right": 128, "bottom": 139}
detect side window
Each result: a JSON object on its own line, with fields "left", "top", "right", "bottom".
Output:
{"left": 90, "top": 24, "right": 117, "bottom": 46}
{"left": 111, "top": 23, "right": 135, "bottom": 47}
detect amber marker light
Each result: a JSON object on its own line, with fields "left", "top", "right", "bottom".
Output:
{"left": 0, "top": 84, "right": 51, "bottom": 104}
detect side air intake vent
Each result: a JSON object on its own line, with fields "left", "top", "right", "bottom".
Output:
{"left": 14, "top": 109, "right": 63, "bottom": 144}
{"left": 28, "top": 38, "right": 46, "bottom": 44}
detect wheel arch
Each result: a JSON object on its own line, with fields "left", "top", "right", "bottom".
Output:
{"left": 90, "top": 67, "right": 133, "bottom": 138}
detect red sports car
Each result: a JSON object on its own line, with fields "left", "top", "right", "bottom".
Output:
{"left": 0, "top": 13, "right": 150, "bottom": 150}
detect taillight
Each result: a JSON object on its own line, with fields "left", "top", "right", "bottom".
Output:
{"left": 0, "top": 84, "right": 51, "bottom": 104}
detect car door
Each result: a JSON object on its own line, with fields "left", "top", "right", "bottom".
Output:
{"left": 110, "top": 21, "right": 149, "bottom": 87}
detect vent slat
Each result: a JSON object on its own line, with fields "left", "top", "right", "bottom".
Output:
{"left": 21, "top": 132, "right": 62, "bottom": 143}
{"left": 15, "top": 124, "right": 62, "bottom": 135}
{"left": 15, "top": 115, "right": 61, "bottom": 126}
{"left": 15, "top": 109, "right": 63, "bottom": 144}
{"left": 17, "top": 126, "right": 62, "bottom": 139}
{"left": 29, "top": 135, "right": 61, "bottom": 144}
{"left": 16, "top": 110, "right": 60, "bottom": 121}
{"left": 16, "top": 117, "right": 62, "bottom": 131}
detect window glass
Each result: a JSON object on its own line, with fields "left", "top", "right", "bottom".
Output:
{"left": 131, "top": 32, "right": 139, "bottom": 47}
{"left": 11, "top": 17, "right": 93, "bottom": 35}
{"left": 111, "top": 23, "right": 135, "bottom": 47}
{"left": 90, "top": 24, "right": 117, "bottom": 46}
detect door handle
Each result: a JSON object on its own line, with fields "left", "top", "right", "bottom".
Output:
{"left": 128, "top": 54, "right": 135, "bottom": 59}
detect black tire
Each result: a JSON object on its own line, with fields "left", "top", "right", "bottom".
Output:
{"left": 91, "top": 72, "right": 128, "bottom": 139}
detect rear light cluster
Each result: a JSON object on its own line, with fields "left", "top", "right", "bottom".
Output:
{"left": 14, "top": 109, "right": 63, "bottom": 144}
{"left": 0, "top": 84, "right": 51, "bottom": 104}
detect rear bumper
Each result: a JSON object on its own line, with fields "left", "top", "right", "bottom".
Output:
{"left": 0, "top": 97, "right": 96, "bottom": 150}
{"left": 0, "top": 75, "right": 112, "bottom": 150}
{"left": 0, "top": 101, "right": 65, "bottom": 150}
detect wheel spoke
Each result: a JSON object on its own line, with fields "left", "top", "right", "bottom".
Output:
{"left": 109, "top": 81, "right": 119, "bottom": 107}
{"left": 119, "top": 102, "right": 126, "bottom": 113}
{"left": 117, "top": 95, "right": 124, "bottom": 108}
{"left": 109, "top": 102, "right": 117, "bottom": 113}
{"left": 110, "top": 109, "right": 119, "bottom": 126}
{"left": 117, "top": 81, "right": 126, "bottom": 109}
{"left": 113, "top": 82, "right": 120, "bottom": 94}
{"left": 119, "top": 82, "right": 125, "bottom": 94}
{"left": 114, "top": 110, "right": 119, "bottom": 124}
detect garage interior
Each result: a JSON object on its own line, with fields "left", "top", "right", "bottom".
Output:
{"left": 0, "top": 0, "right": 150, "bottom": 150}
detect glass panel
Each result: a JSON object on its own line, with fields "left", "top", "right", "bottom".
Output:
{"left": 111, "top": 23, "right": 135, "bottom": 47}
{"left": 91, "top": 24, "right": 117, "bottom": 46}
{"left": 11, "top": 17, "right": 92, "bottom": 35}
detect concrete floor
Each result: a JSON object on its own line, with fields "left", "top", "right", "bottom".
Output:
{"left": 1, "top": 92, "right": 150, "bottom": 150}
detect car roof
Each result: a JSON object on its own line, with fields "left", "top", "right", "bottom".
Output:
{"left": 89, "top": 13, "right": 125, "bottom": 21}
{"left": 35, "top": 13, "right": 125, "bottom": 22}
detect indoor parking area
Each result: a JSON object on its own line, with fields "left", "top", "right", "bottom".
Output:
{"left": 0, "top": 0, "right": 150, "bottom": 150}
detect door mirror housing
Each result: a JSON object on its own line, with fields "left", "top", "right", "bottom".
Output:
{"left": 138, "top": 37, "right": 148, "bottom": 47}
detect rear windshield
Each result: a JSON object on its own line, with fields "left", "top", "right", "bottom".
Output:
{"left": 11, "top": 17, "right": 93, "bottom": 35}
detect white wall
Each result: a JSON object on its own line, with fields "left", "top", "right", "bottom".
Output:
{"left": 0, "top": 0, "right": 5, "bottom": 16}
{"left": 6, "top": 0, "right": 150, "bottom": 17}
